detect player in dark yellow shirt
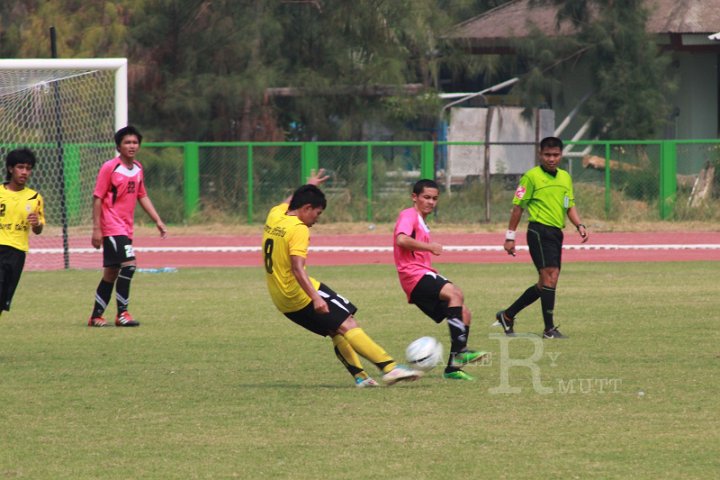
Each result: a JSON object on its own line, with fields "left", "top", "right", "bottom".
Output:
{"left": 263, "top": 169, "right": 422, "bottom": 387}
{"left": 0, "top": 149, "right": 44, "bottom": 315}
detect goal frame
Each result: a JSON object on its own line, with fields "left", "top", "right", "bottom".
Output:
{"left": 0, "top": 58, "right": 128, "bottom": 132}
{"left": 0, "top": 58, "right": 128, "bottom": 270}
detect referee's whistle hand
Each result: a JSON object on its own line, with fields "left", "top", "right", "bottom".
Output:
{"left": 503, "top": 240, "right": 516, "bottom": 256}
{"left": 578, "top": 228, "right": 589, "bottom": 243}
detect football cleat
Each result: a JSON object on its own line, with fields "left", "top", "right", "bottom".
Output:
{"left": 355, "top": 377, "right": 380, "bottom": 388}
{"left": 543, "top": 326, "right": 567, "bottom": 339}
{"left": 443, "top": 370, "right": 475, "bottom": 381}
{"left": 450, "top": 349, "right": 489, "bottom": 367}
{"left": 495, "top": 310, "right": 515, "bottom": 335}
{"left": 382, "top": 366, "right": 423, "bottom": 386}
{"left": 115, "top": 311, "right": 140, "bottom": 327}
{"left": 88, "top": 316, "right": 110, "bottom": 327}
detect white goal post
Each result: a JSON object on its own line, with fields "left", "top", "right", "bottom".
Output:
{"left": 0, "top": 58, "right": 127, "bottom": 136}
{"left": 0, "top": 58, "right": 128, "bottom": 270}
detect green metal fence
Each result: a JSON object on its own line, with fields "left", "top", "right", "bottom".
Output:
{"left": 137, "top": 139, "right": 720, "bottom": 225}
{"left": 5, "top": 138, "right": 720, "bottom": 226}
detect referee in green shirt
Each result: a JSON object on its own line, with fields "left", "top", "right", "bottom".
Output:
{"left": 495, "top": 137, "right": 589, "bottom": 339}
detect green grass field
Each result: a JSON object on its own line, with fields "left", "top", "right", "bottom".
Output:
{"left": 1, "top": 262, "right": 719, "bottom": 479}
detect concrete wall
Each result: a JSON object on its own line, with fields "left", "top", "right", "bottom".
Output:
{"left": 446, "top": 107, "right": 554, "bottom": 183}
{"left": 672, "top": 52, "right": 718, "bottom": 140}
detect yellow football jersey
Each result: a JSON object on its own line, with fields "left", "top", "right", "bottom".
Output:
{"left": 262, "top": 203, "right": 320, "bottom": 313}
{"left": 0, "top": 184, "right": 45, "bottom": 252}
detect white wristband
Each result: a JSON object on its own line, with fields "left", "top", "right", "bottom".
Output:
{"left": 505, "top": 230, "right": 516, "bottom": 241}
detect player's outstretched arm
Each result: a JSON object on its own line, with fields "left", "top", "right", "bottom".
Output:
{"left": 138, "top": 196, "right": 168, "bottom": 239}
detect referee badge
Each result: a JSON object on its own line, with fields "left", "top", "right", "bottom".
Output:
{"left": 514, "top": 185, "right": 526, "bottom": 200}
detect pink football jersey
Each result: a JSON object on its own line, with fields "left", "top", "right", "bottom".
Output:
{"left": 393, "top": 207, "right": 437, "bottom": 300}
{"left": 93, "top": 156, "right": 147, "bottom": 238}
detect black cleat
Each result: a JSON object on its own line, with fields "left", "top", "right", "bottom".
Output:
{"left": 543, "top": 326, "right": 567, "bottom": 339}
{"left": 495, "top": 310, "right": 515, "bottom": 335}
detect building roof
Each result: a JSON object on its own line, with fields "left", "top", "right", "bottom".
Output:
{"left": 449, "top": 0, "right": 720, "bottom": 48}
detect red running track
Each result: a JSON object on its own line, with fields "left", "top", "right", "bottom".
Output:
{"left": 26, "top": 231, "right": 720, "bottom": 270}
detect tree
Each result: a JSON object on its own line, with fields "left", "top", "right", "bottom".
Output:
{"left": 516, "top": 0, "right": 676, "bottom": 139}
{"left": 0, "top": 0, "right": 132, "bottom": 58}
{"left": 0, "top": 1, "right": 505, "bottom": 141}
{"left": 125, "top": 0, "right": 501, "bottom": 141}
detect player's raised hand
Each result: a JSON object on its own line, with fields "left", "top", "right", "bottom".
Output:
{"left": 307, "top": 168, "right": 330, "bottom": 186}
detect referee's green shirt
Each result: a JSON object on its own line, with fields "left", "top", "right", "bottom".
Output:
{"left": 512, "top": 166, "right": 575, "bottom": 228}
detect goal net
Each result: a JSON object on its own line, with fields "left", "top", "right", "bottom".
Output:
{"left": 0, "top": 58, "right": 127, "bottom": 270}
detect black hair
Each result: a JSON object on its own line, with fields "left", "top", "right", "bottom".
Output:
{"left": 114, "top": 125, "right": 143, "bottom": 147}
{"left": 412, "top": 179, "right": 439, "bottom": 195}
{"left": 540, "top": 136, "right": 563, "bottom": 150}
{"left": 288, "top": 184, "right": 327, "bottom": 211}
{"left": 5, "top": 148, "right": 37, "bottom": 181}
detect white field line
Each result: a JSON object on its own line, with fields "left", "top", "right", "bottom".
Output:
{"left": 30, "top": 244, "right": 720, "bottom": 254}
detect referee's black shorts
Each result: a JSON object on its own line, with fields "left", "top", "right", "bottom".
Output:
{"left": 527, "top": 221, "right": 564, "bottom": 271}
{"left": 0, "top": 245, "right": 27, "bottom": 312}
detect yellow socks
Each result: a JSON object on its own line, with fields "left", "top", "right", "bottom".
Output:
{"left": 343, "top": 327, "right": 396, "bottom": 373}
{"left": 332, "top": 334, "right": 368, "bottom": 380}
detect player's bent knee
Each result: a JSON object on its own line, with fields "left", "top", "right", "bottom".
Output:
{"left": 335, "top": 316, "right": 358, "bottom": 334}
{"left": 441, "top": 283, "right": 464, "bottom": 304}
{"left": 119, "top": 264, "right": 136, "bottom": 280}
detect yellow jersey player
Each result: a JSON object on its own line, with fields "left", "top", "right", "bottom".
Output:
{"left": 263, "top": 169, "right": 422, "bottom": 387}
{"left": 0, "top": 149, "right": 44, "bottom": 316}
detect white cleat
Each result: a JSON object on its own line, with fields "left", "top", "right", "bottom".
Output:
{"left": 382, "top": 366, "right": 423, "bottom": 386}
{"left": 355, "top": 377, "right": 380, "bottom": 388}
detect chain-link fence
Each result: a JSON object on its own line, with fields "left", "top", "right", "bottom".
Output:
{"left": 18, "top": 139, "right": 714, "bottom": 237}
{"left": 135, "top": 139, "right": 720, "bottom": 226}
{"left": 0, "top": 137, "right": 712, "bottom": 271}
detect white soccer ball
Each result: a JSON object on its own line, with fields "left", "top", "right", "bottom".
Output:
{"left": 405, "top": 336, "right": 444, "bottom": 372}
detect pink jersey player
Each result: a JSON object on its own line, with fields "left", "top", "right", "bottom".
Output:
{"left": 88, "top": 126, "right": 167, "bottom": 329}
{"left": 393, "top": 206, "right": 437, "bottom": 300}
{"left": 393, "top": 179, "right": 488, "bottom": 381}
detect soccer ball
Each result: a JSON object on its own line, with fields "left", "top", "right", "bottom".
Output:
{"left": 405, "top": 336, "right": 443, "bottom": 372}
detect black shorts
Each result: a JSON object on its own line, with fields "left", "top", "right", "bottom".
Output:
{"left": 103, "top": 235, "right": 136, "bottom": 267}
{"left": 409, "top": 272, "right": 451, "bottom": 323}
{"left": 0, "top": 245, "right": 26, "bottom": 312}
{"left": 284, "top": 283, "right": 358, "bottom": 337}
{"left": 527, "top": 222, "right": 564, "bottom": 271}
